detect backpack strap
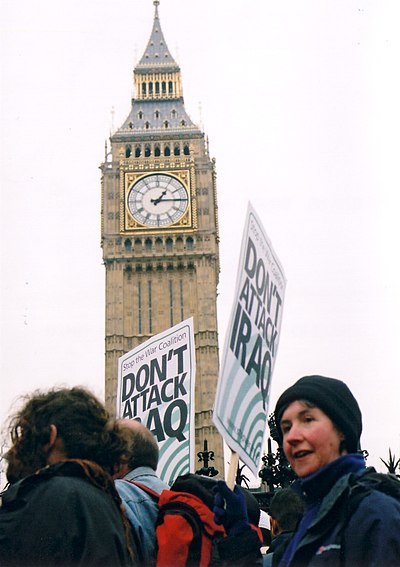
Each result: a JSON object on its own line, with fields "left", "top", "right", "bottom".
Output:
{"left": 123, "top": 479, "right": 161, "bottom": 502}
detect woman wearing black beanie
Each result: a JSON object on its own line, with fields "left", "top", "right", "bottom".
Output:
{"left": 272, "top": 375, "right": 400, "bottom": 567}
{"left": 211, "top": 375, "right": 400, "bottom": 567}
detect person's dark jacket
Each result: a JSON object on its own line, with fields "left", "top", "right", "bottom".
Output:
{"left": 276, "top": 457, "right": 400, "bottom": 567}
{"left": 263, "top": 532, "right": 294, "bottom": 567}
{"left": 268, "top": 531, "right": 294, "bottom": 555}
{"left": 0, "top": 460, "right": 134, "bottom": 566}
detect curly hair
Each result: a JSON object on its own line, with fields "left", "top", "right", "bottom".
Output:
{"left": 7, "top": 387, "right": 126, "bottom": 478}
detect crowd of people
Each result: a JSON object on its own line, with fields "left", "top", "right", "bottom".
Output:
{"left": 0, "top": 375, "right": 399, "bottom": 566}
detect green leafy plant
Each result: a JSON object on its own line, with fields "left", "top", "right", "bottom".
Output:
{"left": 380, "top": 448, "right": 400, "bottom": 477}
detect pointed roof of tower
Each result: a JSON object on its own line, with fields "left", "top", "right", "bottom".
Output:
{"left": 137, "top": 1, "right": 179, "bottom": 71}
{"left": 112, "top": 1, "right": 201, "bottom": 140}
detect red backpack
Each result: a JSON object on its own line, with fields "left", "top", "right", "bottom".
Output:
{"left": 129, "top": 473, "right": 262, "bottom": 567}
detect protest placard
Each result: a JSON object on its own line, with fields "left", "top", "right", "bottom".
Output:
{"left": 214, "top": 203, "right": 286, "bottom": 476}
{"left": 117, "top": 317, "right": 196, "bottom": 484}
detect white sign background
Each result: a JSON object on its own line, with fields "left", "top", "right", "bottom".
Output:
{"left": 214, "top": 203, "right": 286, "bottom": 475}
{"left": 117, "top": 318, "right": 196, "bottom": 484}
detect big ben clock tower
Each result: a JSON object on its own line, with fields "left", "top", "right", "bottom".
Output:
{"left": 101, "top": 1, "right": 224, "bottom": 474}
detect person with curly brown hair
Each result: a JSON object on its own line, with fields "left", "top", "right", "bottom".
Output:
{"left": 0, "top": 387, "right": 136, "bottom": 566}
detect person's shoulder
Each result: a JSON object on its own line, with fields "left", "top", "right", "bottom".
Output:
{"left": 115, "top": 476, "right": 161, "bottom": 504}
{"left": 343, "top": 475, "right": 400, "bottom": 563}
{"left": 356, "top": 485, "right": 400, "bottom": 513}
{"left": 19, "top": 463, "right": 116, "bottom": 507}
{"left": 346, "top": 479, "right": 400, "bottom": 533}
{"left": 43, "top": 472, "right": 95, "bottom": 493}
{"left": 118, "top": 468, "right": 169, "bottom": 495}
{"left": 17, "top": 469, "right": 107, "bottom": 510}
{"left": 146, "top": 475, "right": 170, "bottom": 493}
{"left": 353, "top": 469, "right": 400, "bottom": 508}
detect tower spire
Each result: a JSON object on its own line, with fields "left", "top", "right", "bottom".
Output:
{"left": 113, "top": 0, "right": 199, "bottom": 134}
{"left": 137, "top": 0, "right": 177, "bottom": 70}
{"left": 153, "top": 0, "right": 160, "bottom": 21}
{"left": 102, "top": 1, "right": 224, "bottom": 477}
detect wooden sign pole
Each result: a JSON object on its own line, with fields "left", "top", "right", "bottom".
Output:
{"left": 226, "top": 450, "right": 239, "bottom": 490}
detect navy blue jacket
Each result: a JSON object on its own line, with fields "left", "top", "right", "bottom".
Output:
{"left": 277, "top": 458, "right": 400, "bottom": 566}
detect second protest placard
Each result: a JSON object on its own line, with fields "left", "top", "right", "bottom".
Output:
{"left": 214, "top": 203, "right": 286, "bottom": 476}
{"left": 116, "top": 317, "right": 196, "bottom": 484}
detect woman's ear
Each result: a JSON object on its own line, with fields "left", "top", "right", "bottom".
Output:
{"left": 339, "top": 435, "right": 347, "bottom": 454}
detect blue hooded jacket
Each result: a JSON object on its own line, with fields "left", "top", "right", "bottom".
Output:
{"left": 277, "top": 455, "right": 400, "bottom": 567}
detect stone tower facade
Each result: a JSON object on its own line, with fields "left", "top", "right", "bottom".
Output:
{"left": 100, "top": 1, "right": 224, "bottom": 475}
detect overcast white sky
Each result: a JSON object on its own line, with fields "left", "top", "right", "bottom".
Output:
{"left": 1, "top": 0, "right": 400, "bottom": 479}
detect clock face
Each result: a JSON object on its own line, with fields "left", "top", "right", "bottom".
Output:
{"left": 127, "top": 174, "right": 189, "bottom": 227}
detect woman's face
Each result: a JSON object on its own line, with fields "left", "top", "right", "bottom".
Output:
{"left": 280, "top": 400, "right": 344, "bottom": 477}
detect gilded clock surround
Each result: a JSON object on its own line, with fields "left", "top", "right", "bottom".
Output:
{"left": 121, "top": 162, "right": 197, "bottom": 234}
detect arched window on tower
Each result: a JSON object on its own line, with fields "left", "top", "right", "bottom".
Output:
{"left": 145, "top": 121, "right": 150, "bottom": 130}
{"left": 166, "top": 237, "right": 173, "bottom": 251}
{"left": 155, "top": 237, "right": 163, "bottom": 252}
{"left": 125, "top": 145, "right": 132, "bottom": 158}
{"left": 164, "top": 146, "right": 171, "bottom": 156}
{"left": 149, "top": 82, "right": 153, "bottom": 95}
{"left": 145, "top": 238, "right": 152, "bottom": 251}
{"left": 135, "top": 145, "right": 141, "bottom": 158}
{"left": 162, "top": 81, "right": 166, "bottom": 94}
{"left": 171, "top": 109, "right": 177, "bottom": 118}
{"left": 124, "top": 239, "right": 132, "bottom": 252}
{"left": 154, "top": 145, "right": 161, "bottom": 157}
{"left": 176, "top": 237, "right": 183, "bottom": 251}
{"left": 155, "top": 82, "right": 160, "bottom": 95}
{"left": 183, "top": 145, "right": 190, "bottom": 155}
{"left": 141, "top": 84, "right": 146, "bottom": 96}
{"left": 138, "top": 111, "right": 143, "bottom": 120}
{"left": 174, "top": 145, "right": 180, "bottom": 156}
{"left": 145, "top": 145, "right": 151, "bottom": 157}
{"left": 168, "top": 81, "right": 173, "bottom": 94}
{"left": 164, "top": 121, "right": 169, "bottom": 129}
{"left": 155, "top": 110, "right": 160, "bottom": 119}
{"left": 186, "top": 236, "right": 194, "bottom": 250}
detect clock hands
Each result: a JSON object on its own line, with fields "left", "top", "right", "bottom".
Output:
{"left": 155, "top": 198, "right": 188, "bottom": 202}
{"left": 151, "top": 190, "right": 167, "bottom": 205}
{"left": 151, "top": 191, "right": 187, "bottom": 205}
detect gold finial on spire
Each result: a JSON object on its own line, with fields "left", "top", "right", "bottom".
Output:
{"left": 154, "top": 1, "right": 160, "bottom": 7}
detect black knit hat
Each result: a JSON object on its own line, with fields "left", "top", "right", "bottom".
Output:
{"left": 274, "top": 375, "right": 362, "bottom": 453}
